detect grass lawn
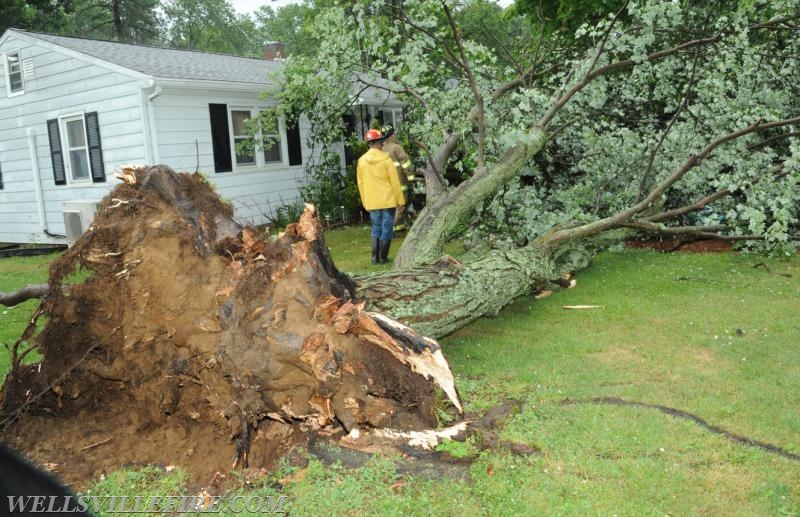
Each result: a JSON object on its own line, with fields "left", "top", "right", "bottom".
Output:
{"left": 1, "top": 230, "right": 798, "bottom": 516}
{"left": 0, "top": 253, "right": 57, "bottom": 373}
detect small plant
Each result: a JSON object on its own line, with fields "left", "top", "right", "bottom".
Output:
{"left": 432, "top": 387, "right": 458, "bottom": 427}
{"left": 266, "top": 199, "right": 306, "bottom": 230}
{"left": 434, "top": 436, "right": 479, "bottom": 459}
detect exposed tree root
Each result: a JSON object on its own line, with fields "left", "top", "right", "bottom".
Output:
{"left": 0, "top": 165, "right": 462, "bottom": 486}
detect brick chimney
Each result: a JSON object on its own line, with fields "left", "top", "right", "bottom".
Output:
{"left": 264, "top": 42, "right": 285, "bottom": 60}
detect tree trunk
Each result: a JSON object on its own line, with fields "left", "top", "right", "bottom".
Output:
{"left": 395, "top": 130, "right": 547, "bottom": 269}
{"left": 356, "top": 245, "right": 575, "bottom": 339}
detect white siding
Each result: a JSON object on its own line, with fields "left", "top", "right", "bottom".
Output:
{"left": 0, "top": 34, "right": 144, "bottom": 244}
{"left": 0, "top": 32, "right": 330, "bottom": 244}
{"left": 152, "top": 87, "right": 311, "bottom": 226}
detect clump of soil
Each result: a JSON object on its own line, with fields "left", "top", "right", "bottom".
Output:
{"left": 0, "top": 165, "right": 460, "bottom": 488}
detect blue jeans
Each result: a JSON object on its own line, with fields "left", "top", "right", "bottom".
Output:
{"left": 370, "top": 208, "right": 396, "bottom": 242}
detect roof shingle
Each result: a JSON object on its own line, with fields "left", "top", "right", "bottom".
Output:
{"left": 16, "top": 29, "right": 281, "bottom": 86}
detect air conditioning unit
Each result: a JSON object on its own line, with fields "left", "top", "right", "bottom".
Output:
{"left": 62, "top": 200, "right": 102, "bottom": 243}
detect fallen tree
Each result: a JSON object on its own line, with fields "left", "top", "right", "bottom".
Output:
{"left": 255, "top": 1, "right": 799, "bottom": 339}
{"left": 268, "top": 1, "right": 799, "bottom": 271}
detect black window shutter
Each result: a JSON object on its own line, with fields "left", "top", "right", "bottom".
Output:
{"left": 286, "top": 120, "right": 302, "bottom": 166}
{"left": 0, "top": 158, "right": 3, "bottom": 190}
{"left": 46, "top": 119, "right": 66, "bottom": 185}
{"left": 85, "top": 111, "right": 106, "bottom": 183}
{"left": 209, "top": 103, "right": 232, "bottom": 173}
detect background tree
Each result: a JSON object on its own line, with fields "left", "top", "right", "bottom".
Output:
{"left": 0, "top": 0, "right": 75, "bottom": 35}
{"left": 161, "top": 0, "right": 255, "bottom": 54}
{"left": 70, "top": 0, "right": 161, "bottom": 43}
{"left": 252, "top": 4, "right": 318, "bottom": 58}
{"left": 512, "top": 0, "right": 628, "bottom": 35}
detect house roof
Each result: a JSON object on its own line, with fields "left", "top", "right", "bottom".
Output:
{"left": 7, "top": 29, "right": 282, "bottom": 87}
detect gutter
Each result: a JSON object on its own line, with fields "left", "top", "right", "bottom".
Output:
{"left": 151, "top": 77, "right": 279, "bottom": 93}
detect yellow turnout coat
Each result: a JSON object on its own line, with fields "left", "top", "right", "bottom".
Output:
{"left": 356, "top": 148, "right": 406, "bottom": 210}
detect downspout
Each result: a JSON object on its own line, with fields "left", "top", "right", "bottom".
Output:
{"left": 146, "top": 85, "right": 162, "bottom": 164}
{"left": 27, "top": 128, "right": 60, "bottom": 239}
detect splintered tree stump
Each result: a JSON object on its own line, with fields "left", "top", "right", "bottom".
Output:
{"left": 0, "top": 165, "right": 460, "bottom": 485}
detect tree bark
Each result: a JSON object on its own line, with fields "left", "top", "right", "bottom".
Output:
{"left": 396, "top": 132, "right": 547, "bottom": 269}
{"left": 356, "top": 240, "right": 587, "bottom": 339}
{"left": 357, "top": 249, "right": 549, "bottom": 339}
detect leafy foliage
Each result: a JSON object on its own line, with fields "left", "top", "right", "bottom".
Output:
{"left": 298, "top": 139, "right": 365, "bottom": 223}
{"left": 161, "top": 0, "right": 255, "bottom": 54}
{"left": 71, "top": 0, "right": 162, "bottom": 44}
{"left": 267, "top": 0, "right": 799, "bottom": 257}
{"left": 252, "top": 4, "right": 318, "bottom": 58}
{"left": 490, "top": 0, "right": 800, "bottom": 253}
{"left": 0, "top": 0, "right": 76, "bottom": 35}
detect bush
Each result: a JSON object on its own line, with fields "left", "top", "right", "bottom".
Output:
{"left": 300, "top": 140, "right": 366, "bottom": 225}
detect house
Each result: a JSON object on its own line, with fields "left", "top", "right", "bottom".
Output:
{"left": 0, "top": 29, "right": 330, "bottom": 245}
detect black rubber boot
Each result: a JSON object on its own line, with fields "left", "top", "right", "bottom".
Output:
{"left": 371, "top": 238, "right": 380, "bottom": 265}
{"left": 378, "top": 239, "right": 391, "bottom": 264}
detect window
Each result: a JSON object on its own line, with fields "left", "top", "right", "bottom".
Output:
{"left": 47, "top": 112, "right": 106, "bottom": 185}
{"left": 378, "top": 108, "right": 403, "bottom": 128}
{"left": 232, "top": 110, "right": 256, "bottom": 166}
{"left": 209, "top": 104, "right": 300, "bottom": 172}
{"left": 232, "top": 109, "right": 282, "bottom": 166}
{"left": 209, "top": 104, "right": 232, "bottom": 173}
{"left": 262, "top": 120, "right": 282, "bottom": 164}
{"left": 65, "top": 116, "right": 90, "bottom": 181}
{"left": 5, "top": 50, "right": 24, "bottom": 95}
{"left": 286, "top": 120, "right": 303, "bottom": 166}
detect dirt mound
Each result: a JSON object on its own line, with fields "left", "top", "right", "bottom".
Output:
{"left": 0, "top": 165, "right": 460, "bottom": 488}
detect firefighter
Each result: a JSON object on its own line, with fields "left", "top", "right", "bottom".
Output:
{"left": 379, "top": 124, "right": 414, "bottom": 232}
{"left": 357, "top": 128, "right": 406, "bottom": 264}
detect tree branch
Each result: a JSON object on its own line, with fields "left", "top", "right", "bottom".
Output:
{"left": 751, "top": 14, "right": 800, "bottom": 30}
{"left": 539, "top": 28, "right": 723, "bottom": 129}
{"left": 623, "top": 220, "right": 729, "bottom": 236}
{"left": 385, "top": 8, "right": 465, "bottom": 73}
{"left": 0, "top": 284, "right": 49, "bottom": 307}
{"left": 748, "top": 131, "right": 800, "bottom": 150}
{"left": 623, "top": 220, "right": 800, "bottom": 242}
{"left": 646, "top": 189, "right": 731, "bottom": 223}
{"left": 442, "top": 2, "right": 485, "bottom": 169}
{"left": 636, "top": 51, "right": 701, "bottom": 202}
{"left": 543, "top": 117, "right": 800, "bottom": 247}
{"left": 638, "top": 118, "right": 800, "bottom": 209}
{"left": 410, "top": 138, "right": 448, "bottom": 194}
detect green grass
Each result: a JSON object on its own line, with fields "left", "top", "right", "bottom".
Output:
{"left": 82, "top": 467, "right": 191, "bottom": 514}
{"left": 0, "top": 253, "right": 58, "bottom": 372}
{"left": 442, "top": 250, "right": 800, "bottom": 516}
{"left": 321, "top": 224, "right": 465, "bottom": 274}
{"left": 1, "top": 238, "right": 799, "bottom": 516}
